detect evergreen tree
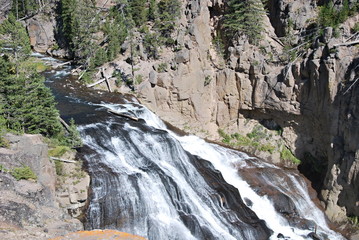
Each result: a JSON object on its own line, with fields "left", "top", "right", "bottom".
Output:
{"left": 0, "top": 13, "right": 31, "bottom": 73}
{"left": 103, "top": 7, "right": 128, "bottom": 61}
{"left": 66, "top": 118, "right": 82, "bottom": 148}
{"left": 148, "top": 0, "right": 158, "bottom": 21}
{"left": 156, "top": 0, "right": 181, "bottom": 45}
{"left": 143, "top": 32, "right": 160, "bottom": 59}
{"left": 12, "top": 0, "right": 47, "bottom": 19}
{"left": 129, "top": 0, "right": 147, "bottom": 26}
{"left": 0, "top": 59, "right": 62, "bottom": 136}
{"left": 223, "top": 0, "right": 267, "bottom": 45}
{"left": 60, "top": 0, "right": 99, "bottom": 65}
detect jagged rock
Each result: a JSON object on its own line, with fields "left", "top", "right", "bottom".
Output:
{"left": 322, "top": 27, "right": 333, "bottom": 44}
{"left": 0, "top": 134, "right": 86, "bottom": 239}
{"left": 0, "top": 134, "right": 56, "bottom": 204}
{"left": 175, "top": 49, "right": 190, "bottom": 63}
{"left": 26, "top": 16, "right": 56, "bottom": 53}
{"left": 267, "top": 0, "right": 317, "bottom": 37}
{"left": 149, "top": 70, "right": 158, "bottom": 85}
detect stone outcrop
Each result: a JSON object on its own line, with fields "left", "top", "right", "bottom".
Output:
{"left": 0, "top": 134, "right": 87, "bottom": 239}
{"left": 26, "top": 15, "right": 57, "bottom": 53}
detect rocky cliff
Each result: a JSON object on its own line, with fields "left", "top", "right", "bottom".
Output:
{"left": 23, "top": 0, "right": 359, "bottom": 228}
{"left": 0, "top": 134, "right": 89, "bottom": 239}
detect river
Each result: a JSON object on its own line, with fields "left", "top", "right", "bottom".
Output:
{"left": 36, "top": 52, "right": 345, "bottom": 240}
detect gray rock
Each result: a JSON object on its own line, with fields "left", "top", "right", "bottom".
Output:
{"left": 175, "top": 49, "right": 190, "bottom": 63}
{"left": 26, "top": 16, "right": 56, "bottom": 53}
{"left": 149, "top": 70, "right": 158, "bottom": 85}
{"left": 322, "top": 27, "right": 333, "bottom": 44}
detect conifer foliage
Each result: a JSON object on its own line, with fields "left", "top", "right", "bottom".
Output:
{"left": 0, "top": 15, "right": 62, "bottom": 137}
{"left": 223, "top": 0, "right": 267, "bottom": 45}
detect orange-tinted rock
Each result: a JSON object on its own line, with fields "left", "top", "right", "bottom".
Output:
{"left": 50, "top": 230, "right": 147, "bottom": 240}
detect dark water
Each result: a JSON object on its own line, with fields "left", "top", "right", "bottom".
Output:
{"left": 38, "top": 53, "right": 344, "bottom": 240}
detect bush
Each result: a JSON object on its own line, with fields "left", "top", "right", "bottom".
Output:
{"left": 280, "top": 147, "right": 301, "bottom": 164}
{"left": 11, "top": 166, "right": 37, "bottom": 181}
{"left": 54, "top": 161, "right": 64, "bottom": 176}
{"left": 352, "top": 23, "right": 359, "bottom": 33}
{"left": 157, "top": 63, "right": 168, "bottom": 73}
{"left": 49, "top": 145, "right": 70, "bottom": 157}
{"left": 0, "top": 136, "right": 9, "bottom": 148}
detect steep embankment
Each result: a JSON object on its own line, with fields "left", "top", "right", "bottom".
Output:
{"left": 0, "top": 134, "right": 88, "bottom": 239}
{"left": 24, "top": 0, "right": 359, "bottom": 227}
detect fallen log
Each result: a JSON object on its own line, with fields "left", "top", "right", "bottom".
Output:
{"left": 87, "top": 78, "right": 106, "bottom": 87}
{"left": 50, "top": 157, "right": 76, "bottom": 163}
{"left": 59, "top": 117, "right": 70, "bottom": 131}
{"left": 333, "top": 40, "right": 359, "bottom": 47}
{"left": 54, "top": 61, "right": 72, "bottom": 68}
{"left": 108, "top": 109, "right": 139, "bottom": 121}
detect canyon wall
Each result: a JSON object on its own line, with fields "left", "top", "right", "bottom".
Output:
{"left": 133, "top": 0, "right": 359, "bottom": 222}
{"left": 23, "top": 0, "right": 359, "bottom": 224}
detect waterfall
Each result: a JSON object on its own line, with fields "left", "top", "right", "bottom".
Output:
{"left": 78, "top": 103, "right": 344, "bottom": 240}
{"left": 35, "top": 51, "right": 344, "bottom": 240}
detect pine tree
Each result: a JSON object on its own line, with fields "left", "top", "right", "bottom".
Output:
{"left": 148, "top": 0, "right": 158, "bottom": 21}
{"left": 0, "top": 13, "right": 31, "bottom": 73}
{"left": 60, "top": 0, "right": 99, "bottom": 65}
{"left": 130, "top": 0, "right": 147, "bottom": 26}
{"left": 0, "top": 55, "right": 62, "bottom": 137}
{"left": 223, "top": 0, "right": 267, "bottom": 45}
{"left": 156, "top": 0, "right": 181, "bottom": 45}
{"left": 66, "top": 118, "right": 82, "bottom": 148}
{"left": 103, "top": 7, "right": 128, "bottom": 61}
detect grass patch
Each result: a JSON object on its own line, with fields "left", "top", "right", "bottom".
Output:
{"left": 218, "top": 129, "right": 276, "bottom": 154}
{"left": 349, "top": 216, "right": 359, "bottom": 227}
{"left": 11, "top": 166, "right": 37, "bottom": 181}
{"left": 280, "top": 147, "right": 301, "bottom": 164}
{"left": 20, "top": 57, "right": 48, "bottom": 72}
{"left": 157, "top": 63, "right": 168, "bottom": 73}
{"left": 0, "top": 136, "right": 10, "bottom": 148}
{"left": 49, "top": 145, "right": 70, "bottom": 158}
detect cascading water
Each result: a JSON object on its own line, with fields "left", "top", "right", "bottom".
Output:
{"left": 37, "top": 52, "right": 345, "bottom": 240}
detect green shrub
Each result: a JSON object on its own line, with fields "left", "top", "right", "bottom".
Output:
{"left": 54, "top": 161, "right": 64, "bottom": 176}
{"left": 259, "top": 143, "right": 276, "bottom": 154}
{"left": 135, "top": 74, "right": 143, "bottom": 85}
{"left": 49, "top": 145, "right": 70, "bottom": 157}
{"left": 0, "top": 164, "right": 9, "bottom": 172}
{"left": 0, "top": 136, "right": 9, "bottom": 148}
{"left": 349, "top": 216, "right": 359, "bottom": 226}
{"left": 352, "top": 23, "right": 359, "bottom": 33}
{"left": 157, "top": 63, "right": 168, "bottom": 73}
{"left": 204, "top": 75, "right": 212, "bottom": 86}
{"left": 11, "top": 166, "right": 37, "bottom": 181}
{"left": 246, "top": 125, "right": 266, "bottom": 141}
{"left": 280, "top": 147, "right": 301, "bottom": 164}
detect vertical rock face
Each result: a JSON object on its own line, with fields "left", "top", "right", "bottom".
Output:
{"left": 26, "top": 16, "right": 57, "bottom": 53}
{"left": 0, "top": 134, "right": 84, "bottom": 239}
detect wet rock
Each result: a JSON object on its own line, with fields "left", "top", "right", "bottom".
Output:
{"left": 307, "top": 232, "right": 321, "bottom": 240}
